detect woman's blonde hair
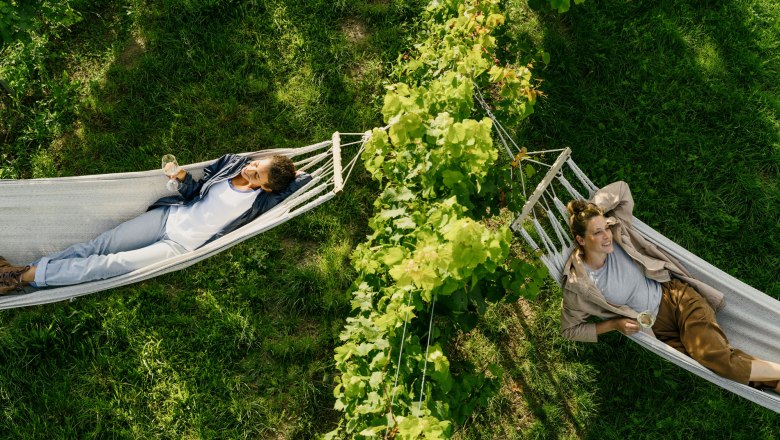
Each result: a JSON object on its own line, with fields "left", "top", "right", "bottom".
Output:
{"left": 566, "top": 200, "right": 604, "bottom": 242}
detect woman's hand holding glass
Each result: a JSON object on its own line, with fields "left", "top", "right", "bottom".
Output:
{"left": 162, "top": 154, "right": 182, "bottom": 191}
{"left": 609, "top": 313, "right": 653, "bottom": 336}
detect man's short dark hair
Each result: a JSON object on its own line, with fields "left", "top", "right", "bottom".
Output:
{"left": 266, "top": 155, "right": 296, "bottom": 192}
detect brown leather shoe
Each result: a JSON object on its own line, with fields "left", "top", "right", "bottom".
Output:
{"left": 0, "top": 285, "right": 19, "bottom": 295}
{"left": 0, "top": 264, "right": 27, "bottom": 274}
{"left": 0, "top": 264, "right": 30, "bottom": 295}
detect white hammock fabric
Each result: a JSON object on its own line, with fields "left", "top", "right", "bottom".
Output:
{"left": 0, "top": 132, "right": 368, "bottom": 310}
{"left": 509, "top": 147, "right": 780, "bottom": 414}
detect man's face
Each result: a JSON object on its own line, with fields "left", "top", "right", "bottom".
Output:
{"left": 241, "top": 159, "right": 273, "bottom": 191}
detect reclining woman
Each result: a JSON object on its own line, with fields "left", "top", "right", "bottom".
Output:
{"left": 0, "top": 154, "right": 311, "bottom": 293}
{"left": 562, "top": 180, "right": 780, "bottom": 392}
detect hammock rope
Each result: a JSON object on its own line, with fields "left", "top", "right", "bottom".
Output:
{"left": 0, "top": 131, "right": 370, "bottom": 310}
{"left": 475, "top": 93, "right": 780, "bottom": 413}
{"left": 418, "top": 294, "right": 437, "bottom": 413}
{"left": 385, "top": 288, "right": 414, "bottom": 437}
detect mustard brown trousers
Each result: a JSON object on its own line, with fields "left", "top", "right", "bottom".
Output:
{"left": 652, "top": 279, "right": 757, "bottom": 384}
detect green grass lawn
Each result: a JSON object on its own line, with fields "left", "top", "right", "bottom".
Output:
{"left": 1, "top": 0, "right": 778, "bottom": 438}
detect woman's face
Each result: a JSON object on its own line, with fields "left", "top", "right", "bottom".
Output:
{"left": 576, "top": 215, "right": 614, "bottom": 256}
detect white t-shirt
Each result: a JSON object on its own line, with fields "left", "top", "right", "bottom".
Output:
{"left": 587, "top": 243, "right": 662, "bottom": 317}
{"left": 165, "top": 179, "right": 258, "bottom": 251}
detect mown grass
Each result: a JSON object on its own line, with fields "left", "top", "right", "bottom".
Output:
{"left": 1, "top": 0, "right": 778, "bottom": 438}
{"left": 1, "top": 0, "right": 424, "bottom": 437}
{"left": 457, "top": 0, "right": 780, "bottom": 438}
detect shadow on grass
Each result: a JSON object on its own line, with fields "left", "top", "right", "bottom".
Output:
{"left": 50, "top": 1, "right": 422, "bottom": 175}
{"left": 458, "top": 285, "right": 780, "bottom": 439}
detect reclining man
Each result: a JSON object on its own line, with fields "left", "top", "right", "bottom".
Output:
{"left": 0, "top": 154, "right": 311, "bottom": 293}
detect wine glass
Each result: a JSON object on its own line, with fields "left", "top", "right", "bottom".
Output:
{"left": 636, "top": 311, "right": 655, "bottom": 329}
{"left": 161, "top": 154, "right": 180, "bottom": 191}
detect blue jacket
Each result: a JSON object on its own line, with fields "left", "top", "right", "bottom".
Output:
{"left": 148, "top": 154, "right": 311, "bottom": 245}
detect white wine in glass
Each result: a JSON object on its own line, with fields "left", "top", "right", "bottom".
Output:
{"left": 637, "top": 311, "right": 655, "bottom": 329}
{"left": 161, "top": 154, "right": 181, "bottom": 191}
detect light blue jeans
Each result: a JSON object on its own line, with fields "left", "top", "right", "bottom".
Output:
{"left": 34, "top": 207, "right": 187, "bottom": 287}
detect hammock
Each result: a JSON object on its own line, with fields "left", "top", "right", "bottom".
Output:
{"left": 0, "top": 132, "right": 369, "bottom": 310}
{"left": 474, "top": 91, "right": 780, "bottom": 414}
{"left": 510, "top": 148, "right": 780, "bottom": 413}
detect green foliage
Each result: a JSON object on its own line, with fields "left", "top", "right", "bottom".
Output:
{"left": 0, "top": 0, "right": 81, "bottom": 44}
{"left": 0, "top": 0, "right": 83, "bottom": 178}
{"left": 329, "top": 0, "right": 545, "bottom": 437}
{"left": 395, "top": 0, "right": 537, "bottom": 125}
{"left": 527, "top": 0, "right": 586, "bottom": 13}
{"left": 547, "top": 0, "right": 586, "bottom": 13}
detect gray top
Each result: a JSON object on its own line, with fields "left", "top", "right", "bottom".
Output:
{"left": 587, "top": 243, "right": 662, "bottom": 317}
